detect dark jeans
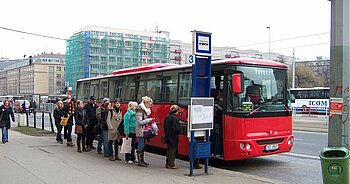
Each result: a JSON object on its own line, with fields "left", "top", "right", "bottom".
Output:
{"left": 64, "top": 125, "right": 73, "bottom": 142}
{"left": 125, "top": 133, "right": 136, "bottom": 161}
{"left": 166, "top": 145, "right": 177, "bottom": 167}
{"left": 77, "top": 129, "right": 87, "bottom": 141}
{"left": 55, "top": 121, "right": 63, "bottom": 142}
{"left": 86, "top": 121, "right": 96, "bottom": 147}
{"left": 108, "top": 139, "right": 119, "bottom": 157}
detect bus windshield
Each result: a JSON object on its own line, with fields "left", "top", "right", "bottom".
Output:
{"left": 228, "top": 66, "right": 288, "bottom": 113}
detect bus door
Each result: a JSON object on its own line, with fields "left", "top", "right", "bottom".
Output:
{"left": 211, "top": 73, "right": 224, "bottom": 156}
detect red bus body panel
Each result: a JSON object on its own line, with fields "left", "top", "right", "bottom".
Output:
{"left": 223, "top": 115, "right": 293, "bottom": 160}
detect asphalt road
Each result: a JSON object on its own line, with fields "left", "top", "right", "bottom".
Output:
{"left": 212, "top": 131, "right": 326, "bottom": 184}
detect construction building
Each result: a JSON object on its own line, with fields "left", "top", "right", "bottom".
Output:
{"left": 65, "top": 26, "right": 171, "bottom": 94}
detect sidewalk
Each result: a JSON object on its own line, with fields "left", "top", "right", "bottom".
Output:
{"left": 0, "top": 130, "right": 284, "bottom": 184}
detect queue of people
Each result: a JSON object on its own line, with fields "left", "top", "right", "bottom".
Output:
{"left": 51, "top": 95, "right": 183, "bottom": 169}
{"left": 1, "top": 95, "right": 198, "bottom": 170}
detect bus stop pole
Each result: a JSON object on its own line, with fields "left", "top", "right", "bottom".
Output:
{"left": 190, "top": 131, "right": 194, "bottom": 176}
{"left": 205, "top": 130, "right": 209, "bottom": 174}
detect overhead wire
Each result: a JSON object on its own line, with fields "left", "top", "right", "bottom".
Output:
{"left": 236, "top": 32, "right": 329, "bottom": 48}
{"left": 0, "top": 26, "right": 330, "bottom": 54}
{"left": 0, "top": 26, "right": 67, "bottom": 41}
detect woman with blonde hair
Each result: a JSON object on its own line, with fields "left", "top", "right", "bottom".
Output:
{"left": 123, "top": 101, "right": 138, "bottom": 164}
{"left": 135, "top": 96, "right": 154, "bottom": 167}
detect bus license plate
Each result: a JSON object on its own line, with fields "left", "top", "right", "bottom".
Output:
{"left": 265, "top": 144, "right": 278, "bottom": 151}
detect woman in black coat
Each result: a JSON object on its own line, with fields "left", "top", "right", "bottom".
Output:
{"left": 75, "top": 100, "right": 89, "bottom": 153}
{"left": 53, "top": 100, "right": 65, "bottom": 144}
{"left": 0, "top": 100, "right": 15, "bottom": 143}
{"left": 163, "top": 105, "right": 181, "bottom": 169}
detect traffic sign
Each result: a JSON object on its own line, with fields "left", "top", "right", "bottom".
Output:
{"left": 192, "top": 31, "right": 212, "bottom": 56}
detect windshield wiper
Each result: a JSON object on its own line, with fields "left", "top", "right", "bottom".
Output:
{"left": 283, "top": 104, "right": 292, "bottom": 114}
{"left": 249, "top": 107, "right": 261, "bottom": 116}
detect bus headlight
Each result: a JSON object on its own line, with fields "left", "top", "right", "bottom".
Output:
{"left": 240, "top": 143, "right": 245, "bottom": 149}
{"left": 288, "top": 138, "right": 294, "bottom": 145}
{"left": 245, "top": 144, "right": 251, "bottom": 150}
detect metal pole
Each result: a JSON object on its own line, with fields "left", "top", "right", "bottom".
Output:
{"left": 49, "top": 112, "right": 54, "bottom": 133}
{"left": 267, "top": 26, "right": 271, "bottom": 60}
{"left": 33, "top": 112, "right": 36, "bottom": 128}
{"left": 205, "top": 130, "right": 209, "bottom": 174}
{"left": 328, "top": 0, "right": 350, "bottom": 147}
{"left": 42, "top": 111, "right": 44, "bottom": 130}
{"left": 26, "top": 112, "right": 29, "bottom": 126}
{"left": 292, "top": 48, "right": 296, "bottom": 88}
{"left": 190, "top": 131, "right": 194, "bottom": 176}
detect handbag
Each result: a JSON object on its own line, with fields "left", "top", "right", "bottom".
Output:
{"left": 120, "top": 137, "right": 132, "bottom": 153}
{"left": 143, "top": 127, "right": 155, "bottom": 140}
{"left": 75, "top": 125, "right": 83, "bottom": 134}
{"left": 60, "top": 114, "right": 72, "bottom": 126}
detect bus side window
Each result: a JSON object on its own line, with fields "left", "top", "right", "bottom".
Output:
{"left": 161, "top": 74, "right": 178, "bottom": 103}
{"left": 178, "top": 73, "right": 192, "bottom": 106}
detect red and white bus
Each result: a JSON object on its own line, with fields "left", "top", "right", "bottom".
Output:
{"left": 76, "top": 58, "right": 294, "bottom": 161}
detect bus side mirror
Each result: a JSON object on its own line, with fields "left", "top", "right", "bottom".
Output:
{"left": 232, "top": 73, "right": 244, "bottom": 94}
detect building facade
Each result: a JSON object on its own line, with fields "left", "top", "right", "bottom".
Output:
{"left": 169, "top": 40, "right": 293, "bottom": 65}
{"left": 0, "top": 53, "right": 66, "bottom": 99}
{"left": 66, "top": 26, "right": 171, "bottom": 93}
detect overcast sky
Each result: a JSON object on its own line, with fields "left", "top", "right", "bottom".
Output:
{"left": 0, "top": 0, "right": 331, "bottom": 61}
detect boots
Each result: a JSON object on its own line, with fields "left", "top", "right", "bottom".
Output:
{"left": 109, "top": 156, "right": 115, "bottom": 161}
{"left": 115, "top": 155, "right": 121, "bottom": 161}
{"left": 67, "top": 141, "right": 75, "bottom": 147}
{"left": 82, "top": 139, "right": 88, "bottom": 152}
{"left": 137, "top": 151, "right": 147, "bottom": 167}
{"left": 77, "top": 140, "right": 82, "bottom": 153}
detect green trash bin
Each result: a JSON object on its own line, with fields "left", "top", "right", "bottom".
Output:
{"left": 320, "top": 147, "right": 349, "bottom": 184}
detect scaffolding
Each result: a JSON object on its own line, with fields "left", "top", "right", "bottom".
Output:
{"left": 65, "top": 27, "right": 170, "bottom": 94}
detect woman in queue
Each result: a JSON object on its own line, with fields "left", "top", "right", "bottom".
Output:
{"left": 106, "top": 99, "right": 123, "bottom": 161}
{"left": 75, "top": 100, "right": 89, "bottom": 153}
{"left": 53, "top": 100, "right": 65, "bottom": 144}
{"left": 135, "top": 96, "right": 154, "bottom": 167}
{"left": 123, "top": 101, "right": 138, "bottom": 164}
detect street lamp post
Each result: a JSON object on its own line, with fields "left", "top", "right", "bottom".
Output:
{"left": 266, "top": 26, "right": 271, "bottom": 60}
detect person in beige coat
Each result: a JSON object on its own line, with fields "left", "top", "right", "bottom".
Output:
{"left": 106, "top": 99, "right": 123, "bottom": 161}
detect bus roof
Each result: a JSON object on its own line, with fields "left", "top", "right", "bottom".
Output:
{"left": 77, "top": 58, "right": 287, "bottom": 82}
